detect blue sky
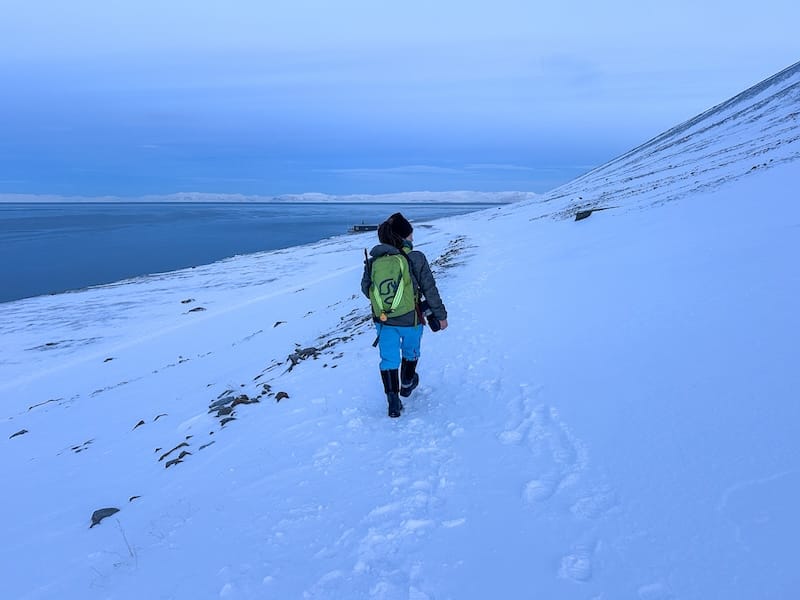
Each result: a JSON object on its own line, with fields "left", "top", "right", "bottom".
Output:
{"left": 1, "top": 0, "right": 798, "bottom": 197}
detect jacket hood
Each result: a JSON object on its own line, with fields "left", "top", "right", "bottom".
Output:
{"left": 369, "top": 244, "right": 402, "bottom": 258}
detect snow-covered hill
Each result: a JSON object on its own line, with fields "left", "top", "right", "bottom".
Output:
{"left": 2, "top": 62, "right": 799, "bottom": 599}
{"left": 543, "top": 59, "right": 800, "bottom": 216}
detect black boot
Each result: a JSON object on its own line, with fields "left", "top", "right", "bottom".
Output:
{"left": 380, "top": 369, "right": 403, "bottom": 418}
{"left": 400, "top": 358, "right": 419, "bottom": 398}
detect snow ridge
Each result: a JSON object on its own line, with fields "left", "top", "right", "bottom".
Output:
{"left": 540, "top": 59, "right": 800, "bottom": 216}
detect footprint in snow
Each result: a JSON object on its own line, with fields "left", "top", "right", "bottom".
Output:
{"left": 558, "top": 543, "right": 596, "bottom": 582}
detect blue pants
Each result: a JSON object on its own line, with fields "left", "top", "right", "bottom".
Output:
{"left": 376, "top": 324, "right": 423, "bottom": 370}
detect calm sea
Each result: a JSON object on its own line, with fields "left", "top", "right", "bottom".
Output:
{"left": 0, "top": 202, "right": 494, "bottom": 303}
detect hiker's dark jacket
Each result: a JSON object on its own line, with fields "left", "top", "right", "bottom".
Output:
{"left": 362, "top": 243, "right": 447, "bottom": 327}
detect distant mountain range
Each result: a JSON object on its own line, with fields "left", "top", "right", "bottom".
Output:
{"left": 0, "top": 190, "right": 536, "bottom": 204}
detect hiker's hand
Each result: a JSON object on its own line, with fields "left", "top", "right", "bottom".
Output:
{"left": 439, "top": 318, "right": 448, "bottom": 331}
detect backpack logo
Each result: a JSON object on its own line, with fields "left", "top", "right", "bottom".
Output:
{"left": 378, "top": 277, "right": 398, "bottom": 299}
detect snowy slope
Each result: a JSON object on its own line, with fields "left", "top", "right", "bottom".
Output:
{"left": 542, "top": 59, "right": 800, "bottom": 216}
{"left": 2, "top": 63, "right": 799, "bottom": 599}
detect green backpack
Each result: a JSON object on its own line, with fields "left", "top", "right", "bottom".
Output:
{"left": 368, "top": 251, "right": 416, "bottom": 321}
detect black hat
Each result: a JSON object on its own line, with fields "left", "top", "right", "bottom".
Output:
{"left": 387, "top": 212, "right": 413, "bottom": 238}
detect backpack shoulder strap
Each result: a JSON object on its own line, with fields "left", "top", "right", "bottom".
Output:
{"left": 398, "top": 249, "right": 420, "bottom": 291}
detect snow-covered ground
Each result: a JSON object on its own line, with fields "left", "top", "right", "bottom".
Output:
{"left": 1, "top": 62, "right": 799, "bottom": 599}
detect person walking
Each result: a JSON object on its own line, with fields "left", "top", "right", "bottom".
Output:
{"left": 361, "top": 213, "right": 448, "bottom": 417}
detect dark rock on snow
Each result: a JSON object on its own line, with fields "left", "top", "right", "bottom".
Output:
{"left": 158, "top": 442, "right": 189, "bottom": 462}
{"left": 165, "top": 451, "right": 191, "bottom": 468}
{"left": 90, "top": 507, "right": 120, "bottom": 528}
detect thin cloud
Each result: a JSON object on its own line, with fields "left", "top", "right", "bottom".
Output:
{"left": 323, "top": 165, "right": 465, "bottom": 176}
{"left": 464, "top": 164, "right": 536, "bottom": 172}
{"left": 465, "top": 163, "right": 598, "bottom": 173}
